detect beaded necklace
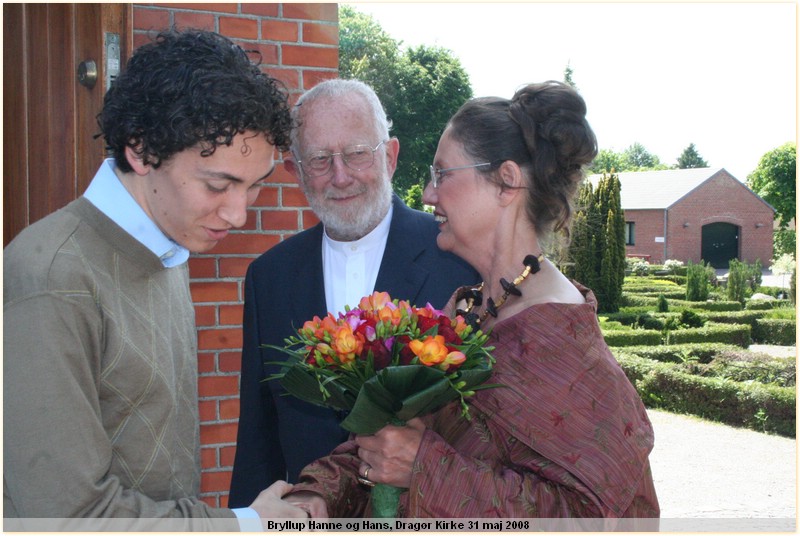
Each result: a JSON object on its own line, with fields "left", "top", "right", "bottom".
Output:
{"left": 456, "top": 253, "right": 544, "bottom": 329}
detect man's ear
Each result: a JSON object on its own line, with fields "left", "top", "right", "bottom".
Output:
{"left": 383, "top": 137, "right": 400, "bottom": 181}
{"left": 124, "top": 146, "right": 149, "bottom": 176}
{"left": 283, "top": 155, "right": 301, "bottom": 181}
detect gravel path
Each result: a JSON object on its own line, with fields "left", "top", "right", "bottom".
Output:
{"left": 647, "top": 408, "right": 796, "bottom": 523}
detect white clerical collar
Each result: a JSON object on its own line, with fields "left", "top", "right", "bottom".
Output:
{"left": 83, "top": 158, "right": 190, "bottom": 267}
{"left": 323, "top": 203, "right": 393, "bottom": 254}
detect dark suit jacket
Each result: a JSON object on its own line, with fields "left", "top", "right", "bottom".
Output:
{"left": 228, "top": 196, "right": 480, "bottom": 507}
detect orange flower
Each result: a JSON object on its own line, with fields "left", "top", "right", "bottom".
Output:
{"left": 376, "top": 304, "right": 403, "bottom": 326}
{"left": 452, "top": 315, "right": 469, "bottom": 337}
{"left": 358, "top": 291, "right": 392, "bottom": 313}
{"left": 331, "top": 324, "right": 363, "bottom": 365}
{"left": 442, "top": 350, "right": 466, "bottom": 370}
{"left": 408, "top": 335, "right": 448, "bottom": 366}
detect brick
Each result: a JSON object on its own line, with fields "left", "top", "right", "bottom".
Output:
{"left": 153, "top": 3, "right": 237, "bottom": 14}
{"left": 190, "top": 281, "right": 239, "bottom": 302}
{"left": 220, "top": 398, "right": 240, "bottom": 420}
{"left": 302, "top": 69, "right": 338, "bottom": 90}
{"left": 173, "top": 11, "right": 215, "bottom": 30}
{"left": 198, "top": 374, "right": 240, "bottom": 397}
{"left": 301, "top": 209, "right": 321, "bottom": 229}
{"left": 198, "top": 328, "right": 243, "bottom": 351}
{"left": 218, "top": 256, "right": 256, "bottom": 278}
{"left": 283, "top": 3, "right": 338, "bottom": 22}
{"left": 261, "top": 209, "right": 301, "bottom": 231}
{"left": 194, "top": 305, "right": 217, "bottom": 327}
{"left": 198, "top": 399, "right": 217, "bottom": 422}
{"left": 220, "top": 445, "right": 237, "bottom": 467}
{"left": 201, "top": 447, "right": 217, "bottom": 469}
{"left": 205, "top": 232, "right": 281, "bottom": 255}
{"left": 241, "top": 3, "right": 278, "bottom": 17}
{"left": 199, "top": 495, "right": 217, "bottom": 508}
{"left": 264, "top": 164, "right": 297, "bottom": 185}
{"left": 303, "top": 22, "right": 338, "bottom": 45}
{"left": 197, "top": 353, "right": 216, "bottom": 374}
{"left": 200, "top": 469, "right": 233, "bottom": 492}
{"left": 282, "top": 185, "right": 310, "bottom": 207}
{"left": 219, "top": 303, "right": 243, "bottom": 325}
{"left": 265, "top": 67, "right": 300, "bottom": 91}
{"left": 218, "top": 351, "right": 242, "bottom": 373}
{"left": 262, "top": 20, "right": 299, "bottom": 42}
{"left": 188, "top": 257, "right": 217, "bottom": 278}
{"left": 200, "top": 422, "right": 239, "bottom": 445}
{"left": 254, "top": 185, "right": 280, "bottom": 207}
{"left": 132, "top": 33, "right": 152, "bottom": 49}
{"left": 245, "top": 42, "right": 279, "bottom": 65}
{"left": 220, "top": 16, "right": 258, "bottom": 40}
{"left": 282, "top": 44, "right": 338, "bottom": 68}
{"left": 133, "top": 7, "right": 170, "bottom": 30}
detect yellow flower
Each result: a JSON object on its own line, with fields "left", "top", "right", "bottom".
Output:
{"left": 408, "top": 335, "right": 448, "bottom": 366}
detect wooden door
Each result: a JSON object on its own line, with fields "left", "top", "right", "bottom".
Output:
{"left": 3, "top": 3, "right": 131, "bottom": 246}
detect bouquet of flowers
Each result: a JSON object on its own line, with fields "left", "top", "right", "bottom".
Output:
{"left": 266, "top": 291, "right": 497, "bottom": 517}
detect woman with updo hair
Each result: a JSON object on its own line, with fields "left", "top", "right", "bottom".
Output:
{"left": 287, "top": 82, "right": 660, "bottom": 521}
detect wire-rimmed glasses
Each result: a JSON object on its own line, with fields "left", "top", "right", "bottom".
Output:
{"left": 297, "top": 140, "right": 388, "bottom": 177}
{"left": 429, "top": 162, "right": 492, "bottom": 189}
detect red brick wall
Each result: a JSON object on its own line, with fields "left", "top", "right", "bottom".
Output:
{"left": 668, "top": 170, "right": 774, "bottom": 266}
{"left": 132, "top": 3, "right": 337, "bottom": 508}
{"left": 624, "top": 209, "right": 666, "bottom": 262}
{"left": 624, "top": 170, "right": 775, "bottom": 266}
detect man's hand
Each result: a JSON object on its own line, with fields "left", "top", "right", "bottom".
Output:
{"left": 249, "top": 480, "right": 309, "bottom": 521}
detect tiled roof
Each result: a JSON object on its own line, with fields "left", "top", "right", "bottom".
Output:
{"left": 586, "top": 168, "right": 730, "bottom": 210}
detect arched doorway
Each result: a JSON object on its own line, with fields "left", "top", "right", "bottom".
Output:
{"left": 701, "top": 222, "right": 739, "bottom": 268}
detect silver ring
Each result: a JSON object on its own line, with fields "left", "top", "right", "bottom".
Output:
{"left": 357, "top": 466, "right": 376, "bottom": 487}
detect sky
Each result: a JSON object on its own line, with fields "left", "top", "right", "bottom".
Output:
{"left": 345, "top": 2, "right": 796, "bottom": 181}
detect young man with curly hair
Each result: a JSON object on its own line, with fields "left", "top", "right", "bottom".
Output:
{"left": 3, "top": 29, "right": 308, "bottom": 529}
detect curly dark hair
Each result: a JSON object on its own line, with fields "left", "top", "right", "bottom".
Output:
{"left": 99, "top": 28, "right": 292, "bottom": 173}
{"left": 447, "top": 81, "right": 597, "bottom": 239}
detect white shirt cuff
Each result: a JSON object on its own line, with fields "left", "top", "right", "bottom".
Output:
{"left": 232, "top": 507, "right": 261, "bottom": 531}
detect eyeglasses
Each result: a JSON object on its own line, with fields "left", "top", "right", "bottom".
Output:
{"left": 429, "top": 162, "right": 492, "bottom": 189}
{"left": 296, "top": 140, "right": 388, "bottom": 177}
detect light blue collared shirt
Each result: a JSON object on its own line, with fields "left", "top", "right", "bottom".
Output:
{"left": 83, "top": 159, "right": 190, "bottom": 268}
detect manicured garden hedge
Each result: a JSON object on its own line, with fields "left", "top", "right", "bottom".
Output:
{"left": 615, "top": 352, "right": 795, "bottom": 437}
{"left": 753, "top": 319, "right": 797, "bottom": 346}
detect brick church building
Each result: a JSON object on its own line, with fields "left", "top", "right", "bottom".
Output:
{"left": 590, "top": 168, "right": 775, "bottom": 268}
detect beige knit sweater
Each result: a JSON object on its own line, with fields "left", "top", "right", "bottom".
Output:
{"left": 3, "top": 197, "right": 236, "bottom": 528}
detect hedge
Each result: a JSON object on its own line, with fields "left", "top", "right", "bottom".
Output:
{"left": 665, "top": 323, "right": 751, "bottom": 347}
{"left": 611, "top": 343, "right": 740, "bottom": 365}
{"left": 615, "top": 352, "right": 795, "bottom": 437}
{"left": 620, "top": 294, "right": 743, "bottom": 311}
{"left": 753, "top": 319, "right": 797, "bottom": 345}
{"left": 602, "top": 329, "right": 663, "bottom": 347}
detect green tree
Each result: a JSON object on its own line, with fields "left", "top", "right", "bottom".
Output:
{"left": 686, "top": 260, "right": 710, "bottom": 301}
{"left": 339, "top": 6, "right": 473, "bottom": 196}
{"left": 726, "top": 259, "right": 752, "bottom": 304}
{"left": 563, "top": 62, "right": 576, "bottom": 88}
{"left": 622, "top": 142, "right": 666, "bottom": 170}
{"left": 568, "top": 173, "right": 625, "bottom": 313}
{"left": 747, "top": 142, "right": 796, "bottom": 256}
{"left": 677, "top": 143, "right": 709, "bottom": 168}
{"left": 403, "top": 183, "right": 424, "bottom": 211}
{"left": 590, "top": 149, "right": 624, "bottom": 174}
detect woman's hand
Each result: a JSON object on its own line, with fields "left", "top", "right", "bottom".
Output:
{"left": 283, "top": 490, "right": 329, "bottom": 519}
{"left": 249, "top": 480, "right": 310, "bottom": 519}
{"left": 355, "top": 417, "right": 426, "bottom": 488}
